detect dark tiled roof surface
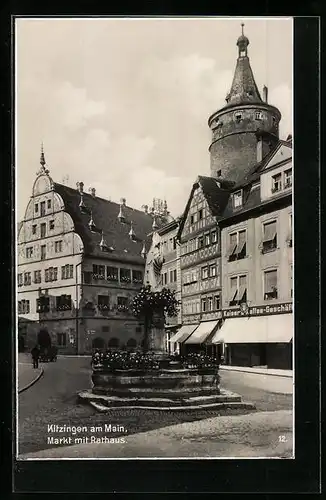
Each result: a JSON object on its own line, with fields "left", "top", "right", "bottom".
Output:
{"left": 197, "top": 176, "right": 231, "bottom": 217}
{"left": 225, "top": 56, "right": 262, "bottom": 106}
{"left": 55, "top": 183, "right": 154, "bottom": 262}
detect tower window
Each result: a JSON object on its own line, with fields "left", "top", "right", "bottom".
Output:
{"left": 47, "top": 199, "right": 51, "bottom": 209}
{"left": 234, "top": 112, "right": 243, "bottom": 123}
{"left": 217, "top": 169, "right": 222, "bottom": 177}
{"left": 255, "top": 111, "right": 263, "bottom": 120}
{"left": 32, "top": 225, "right": 37, "bottom": 235}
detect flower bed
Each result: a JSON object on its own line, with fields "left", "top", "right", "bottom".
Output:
{"left": 92, "top": 350, "right": 220, "bottom": 374}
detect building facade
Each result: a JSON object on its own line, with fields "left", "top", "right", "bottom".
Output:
{"left": 170, "top": 25, "right": 293, "bottom": 368}
{"left": 17, "top": 152, "right": 165, "bottom": 354}
{"left": 215, "top": 140, "right": 293, "bottom": 369}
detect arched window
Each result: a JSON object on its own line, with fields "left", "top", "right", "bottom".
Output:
{"left": 92, "top": 337, "right": 106, "bottom": 349}
{"left": 234, "top": 111, "right": 243, "bottom": 123}
{"left": 108, "top": 337, "right": 120, "bottom": 348}
{"left": 126, "top": 338, "right": 137, "bottom": 348}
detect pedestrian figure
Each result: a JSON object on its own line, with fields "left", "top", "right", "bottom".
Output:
{"left": 31, "top": 344, "right": 40, "bottom": 369}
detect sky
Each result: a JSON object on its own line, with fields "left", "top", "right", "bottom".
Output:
{"left": 16, "top": 17, "right": 293, "bottom": 221}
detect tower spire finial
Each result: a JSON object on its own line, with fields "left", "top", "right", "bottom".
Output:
{"left": 40, "top": 142, "right": 45, "bottom": 168}
{"left": 241, "top": 22, "right": 244, "bottom": 36}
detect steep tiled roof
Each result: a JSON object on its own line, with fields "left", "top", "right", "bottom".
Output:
{"left": 55, "top": 183, "right": 154, "bottom": 262}
{"left": 197, "top": 176, "right": 231, "bottom": 217}
{"left": 225, "top": 55, "right": 262, "bottom": 107}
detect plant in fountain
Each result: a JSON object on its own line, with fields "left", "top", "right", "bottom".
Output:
{"left": 130, "top": 284, "right": 180, "bottom": 352}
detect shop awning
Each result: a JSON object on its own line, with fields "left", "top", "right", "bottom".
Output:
{"left": 168, "top": 324, "right": 198, "bottom": 344}
{"left": 185, "top": 320, "right": 219, "bottom": 345}
{"left": 211, "top": 314, "right": 293, "bottom": 344}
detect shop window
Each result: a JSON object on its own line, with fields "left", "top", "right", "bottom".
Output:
{"left": 57, "top": 333, "right": 67, "bottom": 346}
{"left": 262, "top": 221, "right": 277, "bottom": 253}
{"left": 272, "top": 173, "right": 282, "bottom": 193}
{"left": 56, "top": 295, "right": 72, "bottom": 311}
{"left": 264, "top": 270, "right": 278, "bottom": 300}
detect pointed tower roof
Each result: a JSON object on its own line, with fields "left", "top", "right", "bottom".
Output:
{"left": 225, "top": 23, "right": 262, "bottom": 106}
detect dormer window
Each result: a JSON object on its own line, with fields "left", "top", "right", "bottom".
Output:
{"left": 272, "top": 173, "right": 282, "bottom": 193}
{"left": 234, "top": 112, "right": 243, "bottom": 123}
{"left": 284, "top": 168, "right": 292, "bottom": 189}
{"left": 232, "top": 190, "right": 243, "bottom": 208}
{"left": 255, "top": 111, "right": 263, "bottom": 120}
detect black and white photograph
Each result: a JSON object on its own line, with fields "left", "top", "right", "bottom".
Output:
{"left": 16, "top": 16, "right": 294, "bottom": 460}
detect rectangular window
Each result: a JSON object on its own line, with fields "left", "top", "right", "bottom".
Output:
{"left": 61, "top": 264, "right": 73, "bottom": 279}
{"left": 287, "top": 214, "right": 293, "bottom": 247}
{"left": 201, "top": 266, "right": 209, "bottom": 280}
{"left": 17, "top": 273, "right": 23, "bottom": 287}
{"left": 272, "top": 173, "right": 282, "bottom": 193}
{"left": 98, "top": 265, "right": 105, "bottom": 279}
{"left": 262, "top": 221, "right": 277, "bottom": 253}
{"left": 47, "top": 199, "right": 52, "bottom": 209}
{"left": 264, "top": 270, "right": 278, "bottom": 300}
{"left": 46, "top": 267, "right": 58, "bottom": 282}
{"left": 45, "top": 269, "right": 49, "bottom": 282}
{"left": 49, "top": 220, "right": 55, "bottom": 230}
{"left": 55, "top": 240, "right": 62, "bottom": 253}
{"left": 117, "top": 296, "right": 128, "bottom": 312}
{"left": 102, "top": 326, "right": 110, "bottom": 333}
{"left": 201, "top": 298, "right": 207, "bottom": 312}
{"left": 40, "top": 201, "right": 46, "bottom": 216}
{"left": 83, "top": 271, "right": 92, "bottom": 284}
{"left": 25, "top": 247, "right": 33, "bottom": 258}
{"left": 120, "top": 268, "right": 131, "bottom": 283}
{"left": 18, "top": 300, "right": 30, "bottom": 314}
{"left": 163, "top": 272, "right": 168, "bottom": 285}
{"left": 173, "top": 269, "right": 177, "bottom": 282}
{"left": 33, "top": 270, "right": 41, "bottom": 284}
{"left": 207, "top": 297, "right": 213, "bottom": 311}
{"left": 198, "top": 236, "right": 204, "bottom": 248}
{"left": 169, "top": 270, "right": 174, "bottom": 283}
{"left": 233, "top": 191, "right": 242, "bottom": 208}
{"left": 35, "top": 203, "right": 39, "bottom": 213}
{"left": 255, "top": 111, "right": 263, "bottom": 120}
{"left": 24, "top": 272, "right": 31, "bottom": 285}
{"left": 204, "top": 233, "right": 210, "bottom": 246}
{"left": 57, "top": 333, "right": 67, "bottom": 347}
{"left": 40, "top": 223, "right": 46, "bottom": 238}
{"left": 211, "top": 230, "right": 217, "bottom": 244}
{"left": 173, "top": 237, "right": 177, "bottom": 250}
{"left": 284, "top": 168, "right": 292, "bottom": 189}
{"left": 229, "top": 275, "right": 247, "bottom": 306}
{"left": 56, "top": 295, "right": 72, "bottom": 311}
{"left": 290, "top": 265, "right": 293, "bottom": 298}
{"left": 209, "top": 264, "right": 217, "bottom": 277}
{"left": 227, "top": 232, "right": 238, "bottom": 261}
{"left": 36, "top": 296, "right": 50, "bottom": 313}
{"left": 107, "top": 266, "right": 119, "bottom": 282}
{"left": 98, "top": 295, "right": 110, "bottom": 310}
{"left": 214, "top": 294, "right": 220, "bottom": 310}
{"left": 132, "top": 270, "right": 143, "bottom": 284}
{"left": 198, "top": 209, "right": 203, "bottom": 220}
{"left": 32, "top": 225, "right": 37, "bottom": 235}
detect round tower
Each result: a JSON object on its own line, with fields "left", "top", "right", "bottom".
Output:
{"left": 208, "top": 24, "right": 282, "bottom": 182}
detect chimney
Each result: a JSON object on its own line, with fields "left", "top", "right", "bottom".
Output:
{"left": 120, "top": 197, "right": 126, "bottom": 206}
{"left": 263, "top": 85, "right": 268, "bottom": 103}
{"left": 89, "top": 187, "right": 96, "bottom": 198}
{"left": 76, "top": 182, "right": 84, "bottom": 193}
